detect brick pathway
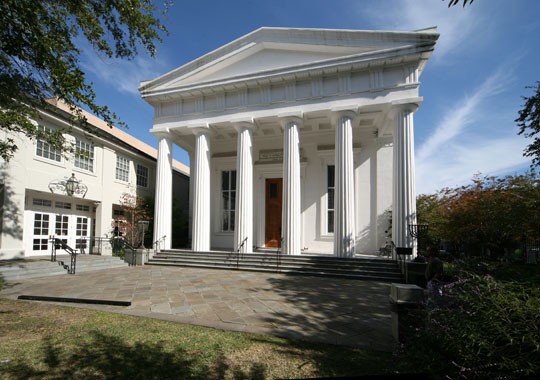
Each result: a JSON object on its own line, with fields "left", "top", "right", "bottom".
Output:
{"left": 0, "top": 266, "right": 395, "bottom": 351}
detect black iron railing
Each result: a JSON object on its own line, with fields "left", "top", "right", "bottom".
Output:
{"left": 50, "top": 237, "right": 78, "bottom": 274}
{"left": 228, "top": 237, "right": 248, "bottom": 269}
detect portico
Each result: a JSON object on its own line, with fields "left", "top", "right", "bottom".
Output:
{"left": 140, "top": 27, "right": 438, "bottom": 258}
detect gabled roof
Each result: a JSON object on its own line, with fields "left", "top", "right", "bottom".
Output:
{"left": 140, "top": 27, "right": 438, "bottom": 98}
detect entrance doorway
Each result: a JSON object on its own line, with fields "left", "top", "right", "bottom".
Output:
{"left": 265, "top": 178, "right": 282, "bottom": 248}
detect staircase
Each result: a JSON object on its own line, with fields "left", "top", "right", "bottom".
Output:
{"left": 148, "top": 249, "right": 403, "bottom": 282}
{"left": 0, "top": 255, "right": 128, "bottom": 282}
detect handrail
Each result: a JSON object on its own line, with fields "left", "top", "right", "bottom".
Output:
{"left": 153, "top": 235, "right": 166, "bottom": 253}
{"left": 50, "top": 237, "right": 78, "bottom": 274}
{"left": 111, "top": 236, "right": 137, "bottom": 266}
{"left": 276, "top": 237, "right": 284, "bottom": 272}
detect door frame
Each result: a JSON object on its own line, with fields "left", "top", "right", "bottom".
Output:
{"left": 264, "top": 177, "right": 282, "bottom": 247}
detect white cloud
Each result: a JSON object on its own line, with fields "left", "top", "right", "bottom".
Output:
{"left": 361, "top": 0, "right": 483, "bottom": 62}
{"left": 80, "top": 46, "right": 168, "bottom": 96}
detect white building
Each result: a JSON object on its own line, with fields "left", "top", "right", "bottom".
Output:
{"left": 140, "top": 27, "right": 438, "bottom": 257}
{"left": 0, "top": 100, "right": 189, "bottom": 259}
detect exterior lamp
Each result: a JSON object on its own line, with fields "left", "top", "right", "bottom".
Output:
{"left": 65, "top": 173, "right": 78, "bottom": 196}
{"left": 48, "top": 173, "right": 88, "bottom": 198}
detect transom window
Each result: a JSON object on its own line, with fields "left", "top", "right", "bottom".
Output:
{"left": 74, "top": 139, "right": 94, "bottom": 172}
{"left": 327, "top": 165, "right": 335, "bottom": 234}
{"left": 115, "top": 155, "right": 130, "bottom": 182}
{"left": 55, "top": 201, "right": 71, "bottom": 209}
{"left": 36, "top": 125, "right": 61, "bottom": 162}
{"left": 33, "top": 198, "right": 52, "bottom": 207}
{"left": 136, "top": 164, "right": 149, "bottom": 188}
{"left": 221, "top": 170, "right": 236, "bottom": 232}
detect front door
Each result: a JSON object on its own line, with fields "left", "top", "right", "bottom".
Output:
{"left": 265, "top": 178, "right": 282, "bottom": 248}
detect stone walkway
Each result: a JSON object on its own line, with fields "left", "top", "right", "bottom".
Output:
{"left": 0, "top": 265, "right": 395, "bottom": 351}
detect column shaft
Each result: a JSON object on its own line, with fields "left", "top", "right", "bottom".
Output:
{"left": 234, "top": 126, "right": 253, "bottom": 253}
{"left": 392, "top": 108, "right": 417, "bottom": 256}
{"left": 192, "top": 131, "right": 211, "bottom": 251}
{"left": 334, "top": 114, "right": 356, "bottom": 257}
{"left": 154, "top": 136, "right": 173, "bottom": 250}
{"left": 282, "top": 119, "right": 301, "bottom": 255}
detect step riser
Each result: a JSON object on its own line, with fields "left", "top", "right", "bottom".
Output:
{"left": 147, "top": 252, "right": 403, "bottom": 282}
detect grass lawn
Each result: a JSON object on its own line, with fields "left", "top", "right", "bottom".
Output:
{"left": 0, "top": 297, "right": 394, "bottom": 379}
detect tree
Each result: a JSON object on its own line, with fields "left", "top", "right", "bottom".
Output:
{"left": 446, "top": 0, "right": 475, "bottom": 7}
{"left": 115, "top": 193, "right": 153, "bottom": 248}
{"left": 516, "top": 82, "right": 540, "bottom": 167}
{"left": 0, "top": 0, "right": 168, "bottom": 161}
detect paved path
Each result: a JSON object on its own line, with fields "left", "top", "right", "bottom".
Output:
{"left": 0, "top": 266, "right": 395, "bottom": 351}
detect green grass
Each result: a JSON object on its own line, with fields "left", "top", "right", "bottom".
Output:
{"left": 0, "top": 298, "right": 394, "bottom": 379}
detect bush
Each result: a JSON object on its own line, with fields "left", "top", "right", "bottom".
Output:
{"left": 397, "top": 265, "right": 540, "bottom": 379}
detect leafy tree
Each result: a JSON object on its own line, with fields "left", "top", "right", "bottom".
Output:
{"left": 446, "top": 0, "right": 475, "bottom": 7}
{"left": 115, "top": 193, "right": 153, "bottom": 248}
{"left": 418, "top": 171, "right": 539, "bottom": 257}
{"left": 0, "top": 0, "right": 168, "bottom": 161}
{"left": 516, "top": 82, "right": 540, "bottom": 167}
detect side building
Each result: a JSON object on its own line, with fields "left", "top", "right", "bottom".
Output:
{"left": 0, "top": 100, "right": 189, "bottom": 260}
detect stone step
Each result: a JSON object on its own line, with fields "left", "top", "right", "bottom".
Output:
{"left": 0, "top": 255, "right": 129, "bottom": 281}
{"left": 148, "top": 250, "right": 403, "bottom": 282}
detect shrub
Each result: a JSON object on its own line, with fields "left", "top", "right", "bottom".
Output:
{"left": 397, "top": 267, "right": 540, "bottom": 379}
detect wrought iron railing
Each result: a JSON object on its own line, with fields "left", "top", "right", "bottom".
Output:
{"left": 228, "top": 237, "right": 248, "bottom": 269}
{"left": 50, "top": 237, "right": 78, "bottom": 274}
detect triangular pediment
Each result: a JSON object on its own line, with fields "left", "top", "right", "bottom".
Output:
{"left": 140, "top": 27, "right": 438, "bottom": 95}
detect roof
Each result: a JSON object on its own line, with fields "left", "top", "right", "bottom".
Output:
{"left": 140, "top": 26, "right": 439, "bottom": 99}
{"left": 47, "top": 99, "right": 190, "bottom": 176}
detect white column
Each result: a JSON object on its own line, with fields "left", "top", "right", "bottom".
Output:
{"left": 153, "top": 134, "right": 173, "bottom": 250}
{"left": 333, "top": 111, "right": 356, "bottom": 258}
{"left": 192, "top": 129, "right": 212, "bottom": 251}
{"left": 281, "top": 117, "right": 302, "bottom": 255}
{"left": 233, "top": 123, "right": 254, "bottom": 254}
{"left": 392, "top": 106, "right": 417, "bottom": 257}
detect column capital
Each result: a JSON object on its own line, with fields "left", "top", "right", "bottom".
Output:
{"left": 391, "top": 97, "right": 423, "bottom": 114}
{"left": 231, "top": 117, "right": 256, "bottom": 132}
{"left": 152, "top": 128, "right": 171, "bottom": 139}
{"left": 330, "top": 109, "right": 357, "bottom": 125}
{"left": 190, "top": 124, "right": 212, "bottom": 137}
{"left": 278, "top": 111, "right": 303, "bottom": 128}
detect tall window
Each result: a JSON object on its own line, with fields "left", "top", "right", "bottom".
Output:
{"left": 327, "top": 165, "right": 335, "bottom": 233}
{"left": 221, "top": 170, "right": 236, "bottom": 232}
{"left": 75, "top": 139, "right": 94, "bottom": 172}
{"left": 36, "top": 125, "right": 61, "bottom": 162}
{"left": 115, "top": 155, "right": 130, "bottom": 182}
{"left": 136, "top": 164, "right": 149, "bottom": 187}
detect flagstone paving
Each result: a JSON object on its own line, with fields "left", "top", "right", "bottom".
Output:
{"left": 0, "top": 265, "right": 395, "bottom": 351}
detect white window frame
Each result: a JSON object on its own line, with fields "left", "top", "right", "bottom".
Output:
{"left": 74, "top": 138, "right": 94, "bottom": 173}
{"left": 115, "top": 155, "right": 130, "bottom": 182}
{"left": 326, "top": 164, "right": 335, "bottom": 235}
{"left": 35, "top": 124, "right": 62, "bottom": 163}
{"left": 220, "top": 169, "right": 236, "bottom": 232}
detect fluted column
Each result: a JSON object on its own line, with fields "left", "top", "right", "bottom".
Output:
{"left": 233, "top": 122, "right": 254, "bottom": 254}
{"left": 192, "top": 129, "right": 212, "bottom": 251}
{"left": 392, "top": 105, "right": 418, "bottom": 257}
{"left": 333, "top": 111, "right": 356, "bottom": 258}
{"left": 154, "top": 134, "right": 173, "bottom": 250}
{"left": 281, "top": 117, "right": 302, "bottom": 255}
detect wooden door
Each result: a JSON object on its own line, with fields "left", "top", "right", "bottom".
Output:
{"left": 265, "top": 178, "right": 282, "bottom": 248}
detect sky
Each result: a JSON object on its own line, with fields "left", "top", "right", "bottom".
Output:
{"left": 80, "top": 0, "right": 540, "bottom": 194}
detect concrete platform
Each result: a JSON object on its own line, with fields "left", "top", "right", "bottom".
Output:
{"left": 0, "top": 265, "right": 395, "bottom": 351}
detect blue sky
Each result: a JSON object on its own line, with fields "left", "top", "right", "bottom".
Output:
{"left": 80, "top": 0, "right": 540, "bottom": 194}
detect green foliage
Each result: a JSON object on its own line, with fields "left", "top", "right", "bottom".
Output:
{"left": 398, "top": 262, "right": 540, "bottom": 379}
{"left": 417, "top": 171, "right": 540, "bottom": 257}
{"left": 447, "top": 0, "right": 475, "bottom": 7}
{"left": 0, "top": 0, "right": 169, "bottom": 161}
{"left": 516, "top": 82, "right": 540, "bottom": 167}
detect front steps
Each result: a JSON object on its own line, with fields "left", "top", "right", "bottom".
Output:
{"left": 148, "top": 249, "right": 403, "bottom": 282}
{"left": 0, "top": 255, "right": 128, "bottom": 282}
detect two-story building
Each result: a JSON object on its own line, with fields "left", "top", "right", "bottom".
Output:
{"left": 0, "top": 99, "right": 189, "bottom": 259}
